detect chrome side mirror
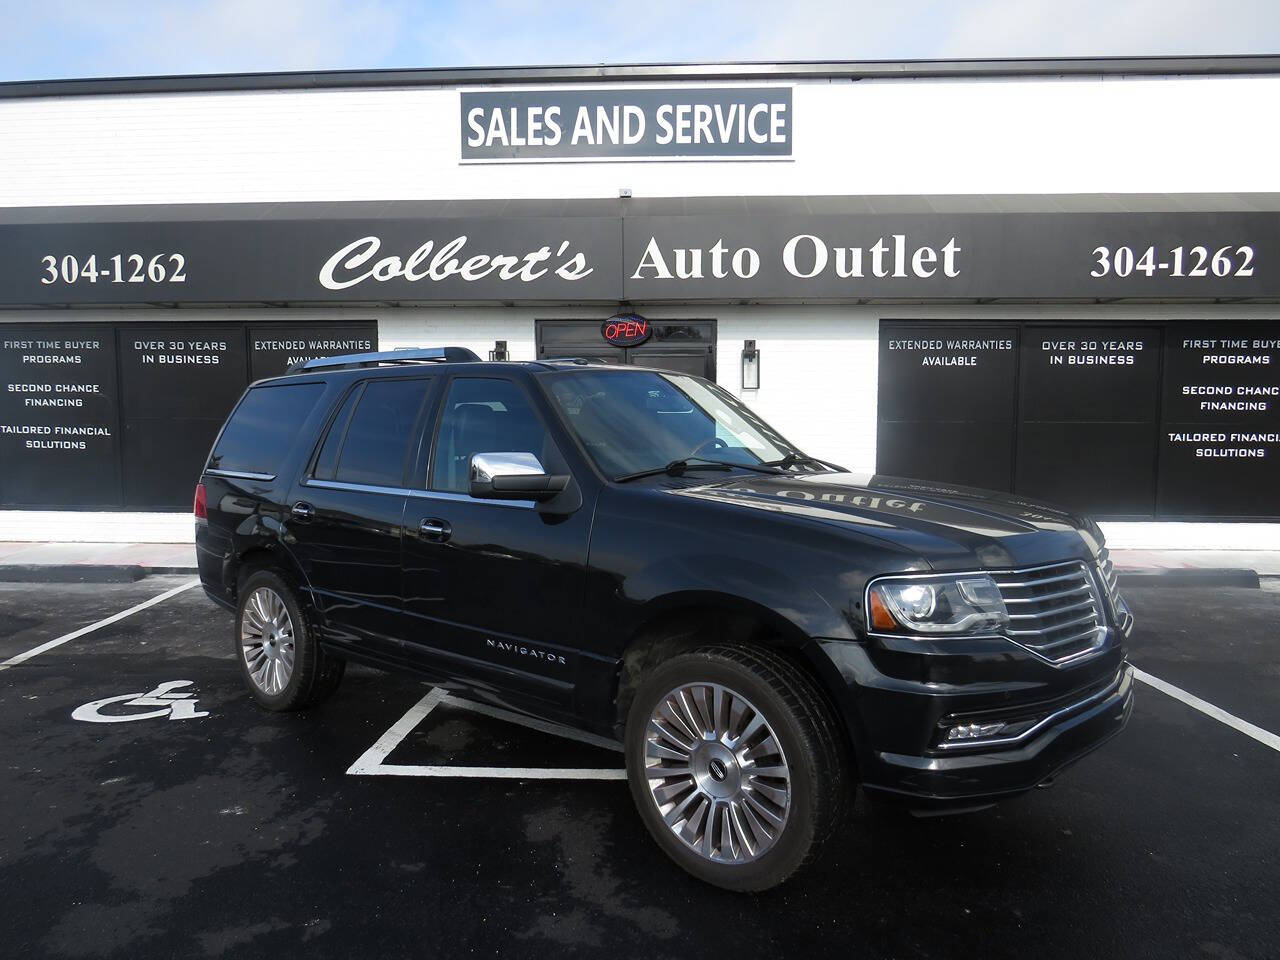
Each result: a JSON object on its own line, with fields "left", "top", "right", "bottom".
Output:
{"left": 468, "top": 452, "right": 569, "bottom": 501}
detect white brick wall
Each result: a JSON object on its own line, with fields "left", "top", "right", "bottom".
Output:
{"left": 377, "top": 306, "right": 539, "bottom": 362}
{"left": 712, "top": 305, "right": 879, "bottom": 471}
{"left": 4, "top": 75, "right": 1280, "bottom": 206}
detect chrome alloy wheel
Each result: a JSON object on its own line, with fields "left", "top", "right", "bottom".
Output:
{"left": 240, "top": 587, "right": 296, "bottom": 696}
{"left": 644, "top": 682, "right": 792, "bottom": 864}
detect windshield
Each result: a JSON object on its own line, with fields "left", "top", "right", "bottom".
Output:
{"left": 543, "top": 368, "right": 798, "bottom": 479}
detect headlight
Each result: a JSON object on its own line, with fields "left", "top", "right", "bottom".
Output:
{"left": 867, "top": 574, "right": 1008, "bottom": 635}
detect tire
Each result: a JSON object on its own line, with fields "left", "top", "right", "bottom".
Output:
{"left": 624, "top": 644, "right": 849, "bottom": 892}
{"left": 235, "top": 569, "right": 344, "bottom": 711}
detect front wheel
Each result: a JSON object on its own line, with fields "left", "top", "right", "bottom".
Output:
{"left": 624, "top": 644, "right": 849, "bottom": 891}
{"left": 235, "top": 569, "right": 344, "bottom": 711}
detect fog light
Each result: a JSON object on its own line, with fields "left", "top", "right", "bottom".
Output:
{"left": 945, "top": 721, "right": 1007, "bottom": 742}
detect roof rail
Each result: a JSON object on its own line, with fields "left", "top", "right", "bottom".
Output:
{"left": 290, "top": 346, "right": 481, "bottom": 373}
{"left": 540, "top": 357, "right": 609, "bottom": 365}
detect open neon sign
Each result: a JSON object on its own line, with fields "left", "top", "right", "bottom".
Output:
{"left": 601, "top": 314, "right": 651, "bottom": 347}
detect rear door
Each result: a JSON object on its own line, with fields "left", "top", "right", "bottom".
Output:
{"left": 287, "top": 375, "right": 437, "bottom": 659}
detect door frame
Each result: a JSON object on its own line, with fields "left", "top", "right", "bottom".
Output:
{"left": 534, "top": 318, "right": 717, "bottom": 380}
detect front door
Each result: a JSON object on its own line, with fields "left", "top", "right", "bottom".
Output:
{"left": 400, "top": 375, "right": 592, "bottom": 712}
{"left": 288, "top": 375, "right": 437, "bottom": 658}
{"left": 536, "top": 319, "right": 716, "bottom": 378}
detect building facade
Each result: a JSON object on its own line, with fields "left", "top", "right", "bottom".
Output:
{"left": 1, "top": 57, "right": 1278, "bottom": 544}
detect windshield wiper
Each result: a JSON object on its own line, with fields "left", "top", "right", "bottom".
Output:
{"left": 614, "top": 457, "right": 788, "bottom": 483}
{"left": 760, "top": 452, "right": 845, "bottom": 472}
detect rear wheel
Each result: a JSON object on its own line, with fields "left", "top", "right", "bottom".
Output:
{"left": 624, "top": 644, "right": 849, "bottom": 891}
{"left": 235, "top": 570, "right": 344, "bottom": 711}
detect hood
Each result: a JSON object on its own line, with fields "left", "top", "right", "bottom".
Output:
{"left": 667, "top": 471, "right": 1104, "bottom": 571}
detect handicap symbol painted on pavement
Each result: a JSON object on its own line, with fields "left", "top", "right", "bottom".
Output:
{"left": 72, "top": 680, "right": 210, "bottom": 723}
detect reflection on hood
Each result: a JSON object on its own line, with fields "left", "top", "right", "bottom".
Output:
{"left": 667, "top": 471, "right": 1087, "bottom": 541}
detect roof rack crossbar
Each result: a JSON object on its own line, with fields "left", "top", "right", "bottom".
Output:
{"left": 290, "top": 346, "right": 481, "bottom": 372}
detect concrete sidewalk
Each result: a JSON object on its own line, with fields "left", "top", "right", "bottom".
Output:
{"left": 0, "top": 541, "right": 196, "bottom": 580}
{"left": 0, "top": 541, "right": 1275, "bottom": 583}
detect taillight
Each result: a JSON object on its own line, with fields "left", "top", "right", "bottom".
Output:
{"left": 193, "top": 482, "right": 207, "bottom": 520}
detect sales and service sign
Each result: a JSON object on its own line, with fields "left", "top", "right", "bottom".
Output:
{"left": 460, "top": 87, "right": 793, "bottom": 161}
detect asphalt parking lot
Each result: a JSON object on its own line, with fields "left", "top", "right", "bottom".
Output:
{"left": 0, "top": 577, "right": 1277, "bottom": 959}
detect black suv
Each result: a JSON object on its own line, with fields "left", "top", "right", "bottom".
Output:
{"left": 196, "top": 346, "right": 1134, "bottom": 891}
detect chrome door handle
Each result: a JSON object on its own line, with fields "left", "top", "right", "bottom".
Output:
{"left": 418, "top": 518, "right": 451, "bottom": 541}
{"left": 291, "top": 501, "right": 315, "bottom": 521}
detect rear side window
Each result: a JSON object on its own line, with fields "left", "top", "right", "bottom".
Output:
{"left": 328, "top": 378, "right": 431, "bottom": 487}
{"left": 311, "top": 386, "right": 362, "bottom": 481}
{"left": 209, "top": 383, "right": 324, "bottom": 477}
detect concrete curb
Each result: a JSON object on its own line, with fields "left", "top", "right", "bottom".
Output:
{"left": 1116, "top": 567, "right": 1260, "bottom": 589}
{"left": 0, "top": 564, "right": 151, "bottom": 584}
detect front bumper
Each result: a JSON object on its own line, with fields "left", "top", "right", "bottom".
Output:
{"left": 809, "top": 626, "right": 1134, "bottom": 806}
{"left": 866, "top": 663, "right": 1133, "bottom": 804}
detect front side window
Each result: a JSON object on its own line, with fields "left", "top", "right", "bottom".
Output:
{"left": 431, "top": 378, "right": 550, "bottom": 492}
{"left": 326, "top": 378, "right": 431, "bottom": 487}
{"left": 545, "top": 370, "right": 795, "bottom": 479}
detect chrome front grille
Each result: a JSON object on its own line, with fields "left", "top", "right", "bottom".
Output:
{"left": 1096, "top": 546, "right": 1133, "bottom": 634}
{"left": 994, "top": 561, "right": 1107, "bottom": 663}
{"left": 1097, "top": 547, "right": 1121, "bottom": 606}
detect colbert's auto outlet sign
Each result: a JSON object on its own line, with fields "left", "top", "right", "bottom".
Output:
{"left": 1, "top": 203, "right": 1277, "bottom": 305}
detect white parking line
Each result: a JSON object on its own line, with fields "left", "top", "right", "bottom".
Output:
{"left": 347, "top": 688, "right": 628, "bottom": 780}
{"left": 0, "top": 578, "right": 201, "bottom": 672}
{"left": 1134, "top": 668, "right": 1280, "bottom": 753}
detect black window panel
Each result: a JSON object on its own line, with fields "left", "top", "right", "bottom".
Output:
{"left": 1158, "top": 426, "right": 1280, "bottom": 517}
{"left": 1158, "top": 321, "right": 1280, "bottom": 516}
{"left": 117, "top": 325, "right": 247, "bottom": 508}
{"left": 209, "top": 383, "right": 324, "bottom": 476}
{"left": 1016, "top": 422, "right": 1158, "bottom": 515}
{"left": 431, "top": 378, "right": 550, "bottom": 492}
{"left": 1161, "top": 321, "right": 1280, "bottom": 428}
{"left": 312, "top": 384, "right": 364, "bottom": 481}
{"left": 333, "top": 379, "right": 431, "bottom": 487}
{"left": 877, "top": 323, "right": 1018, "bottom": 491}
{"left": 878, "top": 325, "right": 1019, "bottom": 422}
{"left": 0, "top": 323, "right": 122, "bottom": 508}
{"left": 1019, "top": 326, "right": 1162, "bottom": 422}
{"left": 878, "top": 420, "right": 1015, "bottom": 492}
{"left": 247, "top": 322, "right": 376, "bottom": 381}
{"left": 118, "top": 325, "right": 247, "bottom": 420}
{"left": 1012, "top": 326, "right": 1162, "bottom": 517}
{"left": 125, "top": 419, "right": 224, "bottom": 508}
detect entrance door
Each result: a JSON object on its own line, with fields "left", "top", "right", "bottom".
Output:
{"left": 536, "top": 320, "right": 716, "bottom": 378}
